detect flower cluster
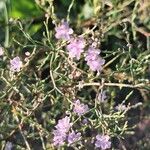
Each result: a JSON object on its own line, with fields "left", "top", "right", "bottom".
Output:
{"left": 10, "top": 56, "right": 23, "bottom": 72}
{"left": 68, "top": 130, "right": 81, "bottom": 145}
{"left": 85, "top": 46, "right": 105, "bottom": 72}
{"left": 73, "top": 99, "right": 89, "bottom": 116}
{"left": 53, "top": 116, "right": 81, "bottom": 146}
{"left": 55, "top": 21, "right": 105, "bottom": 71}
{"left": 67, "top": 37, "right": 85, "bottom": 60}
{"left": 55, "top": 20, "right": 73, "bottom": 40}
{"left": 95, "top": 134, "right": 111, "bottom": 150}
{"left": 53, "top": 116, "right": 72, "bottom": 146}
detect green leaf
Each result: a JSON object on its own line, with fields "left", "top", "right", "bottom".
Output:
{"left": 10, "top": 0, "right": 42, "bottom": 18}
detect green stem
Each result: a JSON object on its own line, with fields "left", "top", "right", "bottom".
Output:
{"left": 67, "top": 0, "right": 75, "bottom": 22}
{"left": 4, "top": 2, "right": 9, "bottom": 47}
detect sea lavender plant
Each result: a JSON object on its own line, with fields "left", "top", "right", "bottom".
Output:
{"left": 0, "top": 0, "right": 149, "bottom": 149}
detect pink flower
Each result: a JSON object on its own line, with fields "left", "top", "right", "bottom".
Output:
{"left": 73, "top": 100, "right": 89, "bottom": 116}
{"left": 10, "top": 56, "right": 22, "bottom": 72}
{"left": 85, "top": 46, "right": 105, "bottom": 71}
{"left": 67, "top": 37, "right": 85, "bottom": 60}
{"left": 86, "top": 57, "right": 105, "bottom": 71}
{"left": 0, "top": 47, "right": 4, "bottom": 56}
{"left": 55, "top": 116, "right": 72, "bottom": 133}
{"left": 53, "top": 116, "right": 72, "bottom": 146}
{"left": 68, "top": 130, "right": 81, "bottom": 144}
{"left": 55, "top": 21, "right": 73, "bottom": 40}
{"left": 53, "top": 130, "right": 66, "bottom": 146}
{"left": 85, "top": 46, "right": 100, "bottom": 61}
{"left": 95, "top": 134, "right": 111, "bottom": 150}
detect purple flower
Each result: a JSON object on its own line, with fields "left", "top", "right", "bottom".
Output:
{"left": 10, "top": 56, "right": 22, "bottom": 72}
{"left": 85, "top": 46, "right": 100, "bottom": 61}
{"left": 98, "top": 90, "right": 107, "bottom": 102}
{"left": 53, "top": 116, "right": 72, "bottom": 146}
{"left": 55, "top": 21, "right": 73, "bottom": 40}
{"left": 55, "top": 116, "right": 72, "bottom": 133}
{"left": 68, "top": 130, "right": 81, "bottom": 144}
{"left": 95, "top": 134, "right": 111, "bottom": 150}
{"left": 73, "top": 100, "right": 89, "bottom": 116}
{"left": 53, "top": 130, "right": 66, "bottom": 146}
{"left": 0, "top": 47, "right": 4, "bottom": 56}
{"left": 85, "top": 46, "right": 105, "bottom": 71}
{"left": 67, "top": 37, "right": 85, "bottom": 60}
{"left": 87, "top": 57, "right": 105, "bottom": 71}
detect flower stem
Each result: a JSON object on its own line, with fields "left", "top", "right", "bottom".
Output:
{"left": 4, "top": 2, "right": 9, "bottom": 47}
